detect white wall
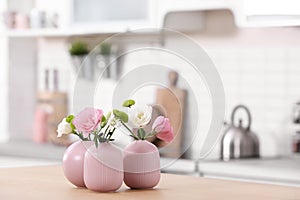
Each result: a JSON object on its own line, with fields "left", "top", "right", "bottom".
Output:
{"left": 119, "top": 26, "right": 300, "bottom": 159}
{"left": 8, "top": 38, "right": 37, "bottom": 140}
{"left": 0, "top": 0, "right": 9, "bottom": 142}
{"left": 36, "top": 27, "right": 300, "bottom": 160}
{"left": 0, "top": 37, "right": 9, "bottom": 142}
{"left": 203, "top": 45, "right": 298, "bottom": 159}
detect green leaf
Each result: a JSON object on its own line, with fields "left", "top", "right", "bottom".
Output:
{"left": 101, "top": 115, "right": 106, "bottom": 123}
{"left": 100, "top": 115, "right": 107, "bottom": 128}
{"left": 137, "top": 128, "right": 146, "bottom": 140}
{"left": 106, "top": 111, "right": 111, "bottom": 120}
{"left": 66, "top": 115, "right": 74, "bottom": 123}
{"left": 122, "top": 99, "right": 135, "bottom": 108}
{"left": 113, "top": 109, "right": 128, "bottom": 123}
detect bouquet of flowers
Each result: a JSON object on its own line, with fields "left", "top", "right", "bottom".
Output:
{"left": 57, "top": 99, "right": 174, "bottom": 146}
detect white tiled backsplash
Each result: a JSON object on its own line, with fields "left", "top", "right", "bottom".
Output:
{"left": 204, "top": 47, "right": 298, "bottom": 159}
{"left": 120, "top": 32, "right": 300, "bottom": 159}
{"left": 36, "top": 28, "right": 300, "bottom": 160}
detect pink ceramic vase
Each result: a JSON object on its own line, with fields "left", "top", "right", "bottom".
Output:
{"left": 84, "top": 143, "right": 123, "bottom": 192}
{"left": 123, "top": 140, "right": 161, "bottom": 189}
{"left": 62, "top": 140, "right": 93, "bottom": 187}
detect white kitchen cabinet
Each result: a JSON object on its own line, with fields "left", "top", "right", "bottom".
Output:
{"left": 158, "top": 0, "right": 300, "bottom": 28}
{"left": 157, "top": 0, "right": 230, "bottom": 24}
{"left": 71, "top": 0, "right": 158, "bottom": 30}
{"left": 232, "top": 0, "right": 300, "bottom": 27}
{"left": 3, "top": 0, "right": 160, "bottom": 37}
{"left": 3, "top": 0, "right": 234, "bottom": 38}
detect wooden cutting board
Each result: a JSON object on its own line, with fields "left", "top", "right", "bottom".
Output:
{"left": 155, "top": 71, "right": 187, "bottom": 158}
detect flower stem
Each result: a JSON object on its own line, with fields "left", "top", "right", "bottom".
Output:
{"left": 145, "top": 131, "right": 157, "bottom": 139}
{"left": 108, "top": 127, "right": 116, "bottom": 140}
{"left": 74, "top": 132, "right": 89, "bottom": 141}
{"left": 120, "top": 121, "right": 139, "bottom": 140}
{"left": 104, "top": 125, "right": 110, "bottom": 139}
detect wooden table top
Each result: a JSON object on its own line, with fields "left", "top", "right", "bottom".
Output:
{"left": 0, "top": 165, "right": 299, "bottom": 200}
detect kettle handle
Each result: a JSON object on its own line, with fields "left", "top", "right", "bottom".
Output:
{"left": 231, "top": 105, "right": 252, "bottom": 130}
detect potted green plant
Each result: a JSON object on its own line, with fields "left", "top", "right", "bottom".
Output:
{"left": 69, "top": 41, "right": 94, "bottom": 80}
{"left": 69, "top": 41, "right": 89, "bottom": 56}
{"left": 96, "top": 42, "right": 119, "bottom": 79}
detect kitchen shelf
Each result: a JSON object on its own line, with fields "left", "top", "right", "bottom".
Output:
{"left": 2, "top": 26, "right": 166, "bottom": 38}
{"left": 2, "top": 28, "right": 121, "bottom": 38}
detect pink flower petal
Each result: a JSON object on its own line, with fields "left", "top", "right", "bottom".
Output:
{"left": 156, "top": 127, "right": 174, "bottom": 143}
{"left": 72, "top": 107, "right": 103, "bottom": 138}
{"left": 152, "top": 116, "right": 165, "bottom": 132}
{"left": 152, "top": 116, "right": 174, "bottom": 143}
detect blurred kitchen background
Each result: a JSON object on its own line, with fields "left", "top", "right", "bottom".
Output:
{"left": 1, "top": 0, "right": 300, "bottom": 185}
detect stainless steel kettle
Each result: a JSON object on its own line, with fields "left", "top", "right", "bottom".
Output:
{"left": 220, "top": 105, "right": 259, "bottom": 161}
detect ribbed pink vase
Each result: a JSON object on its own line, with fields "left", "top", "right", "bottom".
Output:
{"left": 62, "top": 140, "right": 93, "bottom": 187}
{"left": 84, "top": 143, "right": 123, "bottom": 192}
{"left": 123, "top": 140, "right": 161, "bottom": 189}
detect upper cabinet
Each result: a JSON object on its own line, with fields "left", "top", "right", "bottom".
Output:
{"left": 158, "top": 0, "right": 300, "bottom": 28}
{"left": 3, "top": 0, "right": 159, "bottom": 37}
{"left": 231, "top": 0, "right": 300, "bottom": 27}
{"left": 3, "top": 0, "right": 300, "bottom": 38}
{"left": 71, "top": 0, "right": 157, "bottom": 30}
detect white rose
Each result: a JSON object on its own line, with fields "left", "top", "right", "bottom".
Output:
{"left": 129, "top": 105, "right": 152, "bottom": 128}
{"left": 57, "top": 118, "right": 73, "bottom": 137}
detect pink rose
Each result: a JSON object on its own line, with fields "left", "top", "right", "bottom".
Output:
{"left": 72, "top": 107, "right": 103, "bottom": 137}
{"left": 152, "top": 116, "right": 174, "bottom": 143}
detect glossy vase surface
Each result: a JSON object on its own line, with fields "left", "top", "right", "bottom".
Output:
{"left": 123, "top": 140, "right": 161, "bottom": 189}
{"left": 62, "top": 140, "right": 93, "bottom": 187}
{"left": 84, "top": 143, "right": 123, "bottom": 192}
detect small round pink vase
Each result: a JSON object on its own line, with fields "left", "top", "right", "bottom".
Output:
{"left": 123, "top": 140, "right": 161, "bottom": 189}
{"left": 84, "top": 143, "right": 123, "bottom": 192}
{"left": 62, "top": 140, "right": 93, "bottom": 187}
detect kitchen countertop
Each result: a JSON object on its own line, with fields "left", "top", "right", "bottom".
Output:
{"left": 0, "top": 165, "right": 299, "bottom": 200}
{"left": 160, "top": 155, "right": 300, "bottom": 186}
{"left": 0, "top": 156, "right": 59, "bottom": 168}
{"left": 1, "top": 140, "right": 300, "bottom": 186}
{"left": 0, "top": 140, "right": 66, "bottom": 160}
{"left": 199, "top": 156, "right": 300, "bottom": 186}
